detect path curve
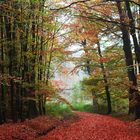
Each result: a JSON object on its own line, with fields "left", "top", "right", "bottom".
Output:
{"left": 39, "top": 112, "right": 140, "bottom": 140}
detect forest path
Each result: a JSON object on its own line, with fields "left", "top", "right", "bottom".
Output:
{"left": 39, "top": 112, "right": 140, "bottom": 140}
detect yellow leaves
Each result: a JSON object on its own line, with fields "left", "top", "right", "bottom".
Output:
{"left": 50, "top": 0, "right": 62, "bottom": 3}
{"left": 48, "top": 0, "right": 66, "bottom": 6}
{"left": 90, "top": 0, "right": 102, "bottom": 3}
{"left": 53, "top": 0, "right": 62, "bottom": 2}
{"left": 24, "top": 51, "right": 33, "bottom": 59}
{"left": 121, "top": 94, "right": 129, "bottom": 99}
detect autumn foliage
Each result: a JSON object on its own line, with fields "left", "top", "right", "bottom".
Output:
{"left": 1, "top": 0, "right": 140, "bottom": 139}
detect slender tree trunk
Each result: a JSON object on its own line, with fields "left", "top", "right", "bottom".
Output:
{"left": 20, "top": 23, "right": 29, "bottom": 121}
{"left": 97, "top": 42, "right": 112, "bottom": 114}
{"left": 82, "top": 39, "right": 100, "bottom": 112}
{"left": 0, "top": 14, "right": 6, "bottom": 123}
{"left": 5, "top": 11, "right": 17, "bottom": 121}
{"left": 82, "top": 39, "right": 91, "bottom": 75}
{"left": 26, "top": 1, "right": 39, "bottom": 118}
{"left": 92, "top": 90, "right": 99, "bottom": 112}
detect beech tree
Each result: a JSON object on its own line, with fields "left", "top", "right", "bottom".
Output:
{"left": 0, "top": 0, "right": 67, "bottom": 123}
{"left": 55, "top": 0, "right": 140, "bottom": 117}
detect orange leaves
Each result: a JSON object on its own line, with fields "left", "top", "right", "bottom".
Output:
{"left": 64, "top": 19, "right": 98, "bottom": 45}
{"left": 50, "top": 79, "right": 67, "bottom": 92}
{"left": 32, "top": 79, "right": 67, "bottom": 96}
{"left": 51, "top": 47, "right": 62, "bottom": 52}
{"left": 60, "top": 67, "right": 69, "bottom": 75}
{"left": 63, "top": 50, "right": 74, "bottom": 55}
{"left": 136, "top": 74, "right": 140, "bottom": 80}
{"left": 81, "top": 51, "right": 110, "bottom": 63}
{"left": 50, "top": 79, "right": 63, "bottom": 87}
{"left": 83, "top": 52, "right": 91, "bottom": 56}
{"left": 34, "top": 90, "right": 51, "bottom": 95}
{"left": 32, "top": 48, "right": 74, "bottom": 56}
{"left": 32, "top": 50, "right": 48, "bottom": 55}
{"left": 93, "top": 2, "right": 114, "bottom": 16}
{"left": 99, "top": 57, "right": 110, "bottom": 63}
{"left": 64, "top": 23, "right": 82, "bottom": 29}
{"left": 71, "top": 67, "right": 79, "bottom": 75}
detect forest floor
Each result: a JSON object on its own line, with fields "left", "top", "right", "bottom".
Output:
{"left": 39, "top": 112, "right": 140, "bottom": 140}
{"left": 1, "top": 112, "right": 140, "bottom": 140}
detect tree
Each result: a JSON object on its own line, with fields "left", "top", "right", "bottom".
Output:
{"left": 125, "top": 0, "right": 140, "bottom": 72}
{"left": 0, "top": 0, "right": 67, "bottom": 122}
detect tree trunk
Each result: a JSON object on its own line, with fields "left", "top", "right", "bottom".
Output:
{"left": 97, "top": 42, "right": 112, "bottom": 114}
{"left": 138, "top": 0, "right": 140, "bottom": 45}
{"left": 82, "top": 39, "right": 91, "bottom": 75}
{"left": 125, "top": 0, "right": 140, "bottom": 72}
{"left": 116, "top": 1, "right": 140, "bottom": 118}
{"left": 0, "top": 14, "right": 6, "bottom": 123}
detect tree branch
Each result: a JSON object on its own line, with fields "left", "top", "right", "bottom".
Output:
{"left": 50, "top": 0, "right": 90, "bottom": 10}
{"left": 75, "top": 14, "right": 140, "bottom": 31}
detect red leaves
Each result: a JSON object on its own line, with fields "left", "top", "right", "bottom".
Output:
{"left": 40, "top": 112, "right": 140, "bottom": 140}
{"left": 0, "top": 116, "right": 61, "bottom": 140}
{"left": 1, "top": 112, "right": 140, "bottom": 140}
{"left": 99, "top": 57, "right": 110, "bottom": 63}
{"left": 50, "top": 79, "right": 67, "bottom": 92}
{"left": 0, "top": 123, "right": 36, "bottom": 140}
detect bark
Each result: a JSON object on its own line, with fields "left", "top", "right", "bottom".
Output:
{"left": 97, "top": 42, "right": 112, "bottom": 114}
{"left": 38, "top": 2, "right": 45, "bottom": 115}
{"left": 125, "top": 0, "right": 140, "bottom": 72}
{"left": 92, "top": 90, "right": 99, "bottom": 112}
{"left": 82, "top": 39, "right": 91, "bottom": 75}
{"left": 0, "top": 14, "right": 6, "bottom": 123}
{"left": 116, "top": 1, "right": 139, "bottom": 118}
{"left": 5, "top": 12, "right": 18, "bottom": 121}
{"left": 27, "top": 99, "right": 39, "bottom": 119}
{"left": 26, "top": 2, "right": 38, "bottom": 118}
{"left": 138, "top": 0, "right": 140, "bottom": 45}
{"left": 82, "top": 39, "right": 101, "bottom": 113}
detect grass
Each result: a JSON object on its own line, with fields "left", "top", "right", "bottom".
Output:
{"left": 45, "top": 102, "right": 73, "bottom": 119}
{"left": 72, "top": 103, "right": 94, "bottom": 113}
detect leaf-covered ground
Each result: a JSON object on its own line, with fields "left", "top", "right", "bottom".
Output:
{"left": 1, "top": 112, "right": 140, "bottom": 140}
{"left": 0, "top": 116, "right": 61, "bottom": 140}
{"left": 39, "top": 112, "right": 140, "bottom": 140}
